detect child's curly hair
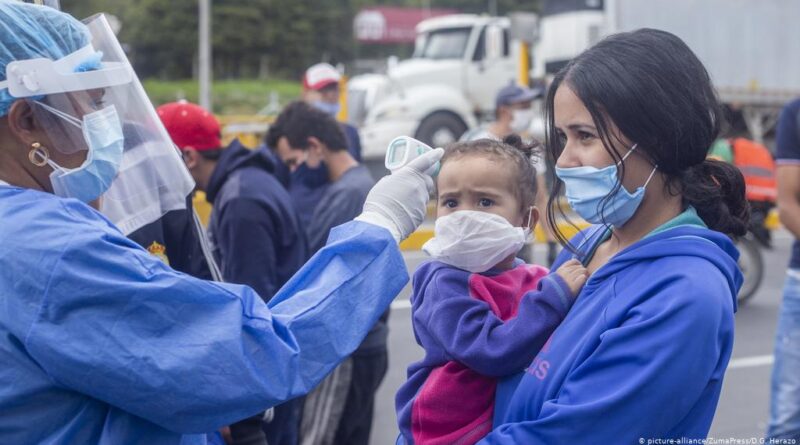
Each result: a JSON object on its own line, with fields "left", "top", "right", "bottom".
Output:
{"left": 440, "top": 134, "right": 543, "bottom": 212}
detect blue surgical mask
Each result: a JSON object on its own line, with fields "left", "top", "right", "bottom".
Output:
{"left": 36, "top": 102, "right": 125, "bottom": 203}
{"left": 290, "top": 150, "right": 330, "bottom": 189}
{"left": 292, "top": 161, "right": 329, "bottom": 189}
{"left": 555, "top": 144, "right": 658, "bottom": 228}
{"left": 312, "top": 100, "right": 340, "bottom": 117}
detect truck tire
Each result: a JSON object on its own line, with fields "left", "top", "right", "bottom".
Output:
{"left": 415, "top": 112, "right": 468, "bottom": 148}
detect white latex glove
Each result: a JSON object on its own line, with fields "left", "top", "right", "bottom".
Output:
{"left": 356, "top": 147, "right": 444, "bottom": 243}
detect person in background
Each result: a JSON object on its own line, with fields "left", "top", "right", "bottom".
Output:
{"left": 460, "top": 83, "right": 556, "bottom": 264}
{"left": 287, "top": 62, "right": 365, "bottom": 229}
{"left": 708, "top": 136, "right": 777, "bottom": 245}
{"left": 267, "top": 101, "right": 385, "bottom": 445}
{"left": 460, "top": 82, "right": 540, "bottom": 143}
{"left": 302, "top": 62, "right": 362, "bottom": 161}
{"left": 767, "top": 97, "right": 800, "bottom": 442}
{"left": 268, "top": 101, "right": 370, "bottom": 256}
{"left": 159, "top": 101, "right": 309, "bottom": 445}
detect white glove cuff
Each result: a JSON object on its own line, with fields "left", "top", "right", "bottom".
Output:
{"left": 355, "top": 212, "right": 402, "bottom": 243}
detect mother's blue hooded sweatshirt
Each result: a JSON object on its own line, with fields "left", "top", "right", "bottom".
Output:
{"left": 481, "top": 214, "right": 741, "bottom": 444}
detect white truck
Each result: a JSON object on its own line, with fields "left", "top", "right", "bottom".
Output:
{"left": 533, "top": 0, "right": 800, "bottom": 143}
{"left": 348, "top": 14, "right": 535, "bottom": 162}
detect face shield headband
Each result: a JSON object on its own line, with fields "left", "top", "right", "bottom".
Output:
{"left": 0, "top": 43, "right": 133, "bottom": 101}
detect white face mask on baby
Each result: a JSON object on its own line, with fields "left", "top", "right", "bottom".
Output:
{"left": 422, "top": 210, "right": 531, "bottom": 273}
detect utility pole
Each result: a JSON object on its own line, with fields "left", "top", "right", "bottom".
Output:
{"left": 199, "top": 0, "right": 212, "bottom": 110}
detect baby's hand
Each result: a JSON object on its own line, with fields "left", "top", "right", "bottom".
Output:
{"left": 555, "top": 259, "right": 589, "bottom": 296}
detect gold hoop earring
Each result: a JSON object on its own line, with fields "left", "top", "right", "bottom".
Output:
{"left": 28, "top": 142, "right": 50, "bottom": 167}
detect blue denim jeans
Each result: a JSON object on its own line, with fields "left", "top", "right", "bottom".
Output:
{"left": 768, "top": 270, "right": 800, "bottom": 440}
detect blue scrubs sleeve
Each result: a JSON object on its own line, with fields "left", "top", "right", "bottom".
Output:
{"left": 23, "top": 203, "right": 407, "bottom": 435}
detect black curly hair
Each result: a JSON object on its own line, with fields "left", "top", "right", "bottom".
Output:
{"left": 265, "top": 101, "right": 347, "bottom": 152}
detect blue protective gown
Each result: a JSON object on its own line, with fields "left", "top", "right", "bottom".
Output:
{"left": 0, "top": 184, "right": 407, "bottom": 444}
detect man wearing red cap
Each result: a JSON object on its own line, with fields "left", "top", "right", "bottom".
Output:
{"left": 158, "top": 101, "right": 309, "bottom": 445}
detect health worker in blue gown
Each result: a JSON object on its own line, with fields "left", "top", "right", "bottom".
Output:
{"left": 0, "top": 2, "right": 443, "bottom": 444}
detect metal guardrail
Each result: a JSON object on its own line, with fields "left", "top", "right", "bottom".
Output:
{"left": 218, "top": 115, "right": 272, "bottom": 149}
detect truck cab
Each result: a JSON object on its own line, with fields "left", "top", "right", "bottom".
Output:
{"left": 350, "top": 15, "right": 521, "bottom": 161}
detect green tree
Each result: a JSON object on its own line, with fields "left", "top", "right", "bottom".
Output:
{"left": 122, "top": 0, "right": 198, "bottom": 79}
{"left": 212, "top": 0, "right": 271, "bottom": 78}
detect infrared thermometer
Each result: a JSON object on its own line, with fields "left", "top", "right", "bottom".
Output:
{"left": 384, "top": 136, "right": 440, "bottom": 175}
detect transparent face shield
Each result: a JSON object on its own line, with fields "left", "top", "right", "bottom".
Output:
{"left": 0, "top": 13, "right": 195, "bottom": 235}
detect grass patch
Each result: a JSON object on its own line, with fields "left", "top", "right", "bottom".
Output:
{"left": 142, "top": 79, "right": 302, "bottom": 115}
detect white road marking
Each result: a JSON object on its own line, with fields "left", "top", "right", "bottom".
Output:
{"left": 728, "top": 354, "right": 774, "bottom": 369}
{"left": 391, "top": 299, "right": 412, "bottom": 310}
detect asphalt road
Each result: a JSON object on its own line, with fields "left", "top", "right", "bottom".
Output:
{"left": 368, "top": 231, "right": 794, "bottom": 444}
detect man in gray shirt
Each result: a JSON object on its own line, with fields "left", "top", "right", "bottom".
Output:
{"left": 267, "top": 101, "right": 386, "bottom": 445}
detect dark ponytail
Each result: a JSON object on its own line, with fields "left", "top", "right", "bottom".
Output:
{"left": 682, "top": 159, "right": 749, "bottom": 237}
